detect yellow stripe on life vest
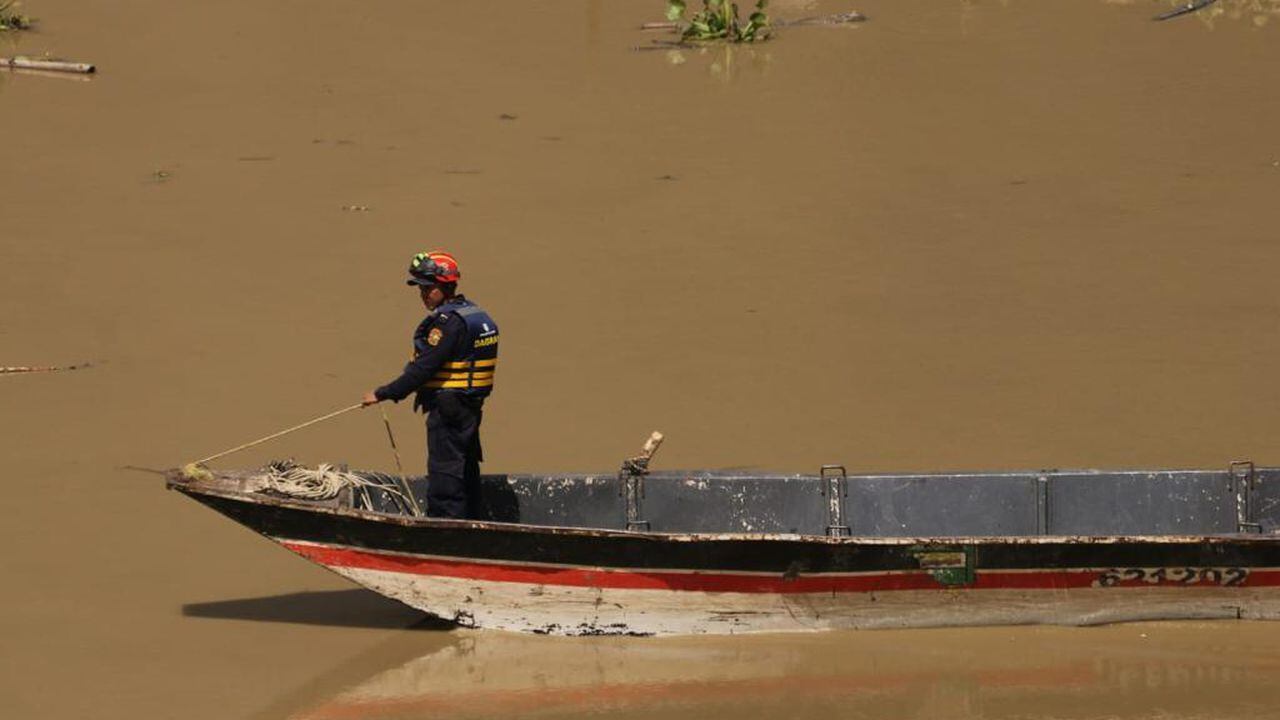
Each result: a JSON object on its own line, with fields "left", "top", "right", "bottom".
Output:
{"left": 425, "top": 377, "right": 494, "bottom": 389}
{"left": 425, "top": 380, "right": 468, "bottom": 389}
{"left": 431, "top": 371, "right": 496, "bottom": 382}
{"left": 442, "top": 359, "right": 498, "bottom": 370}
{"left": 431, "top": 371, "right": 473, "bottom": 382}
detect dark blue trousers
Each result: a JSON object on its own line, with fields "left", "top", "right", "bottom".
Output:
{"left": 425, "top": 393, "right": 484, "bottom": 519}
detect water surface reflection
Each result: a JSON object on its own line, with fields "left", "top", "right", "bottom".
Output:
{"left": 277, "top": 622, "right": 1280, "bottom": 720}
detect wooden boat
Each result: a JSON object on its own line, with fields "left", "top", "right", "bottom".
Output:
{"left": 167, "top": 453, "right": 1280, "bottom": 636}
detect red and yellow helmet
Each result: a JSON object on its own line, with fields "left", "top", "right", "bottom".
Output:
{"left": 406, "top": 250, "right": 461, "bottom": 286}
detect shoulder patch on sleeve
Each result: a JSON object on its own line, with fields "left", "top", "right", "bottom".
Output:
{"left": 427, "top": 327, "right": 444, "bottom": 346}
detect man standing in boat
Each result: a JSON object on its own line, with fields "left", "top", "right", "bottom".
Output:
{"left": 361, "top": 250, "right": 498, "bottom": 519}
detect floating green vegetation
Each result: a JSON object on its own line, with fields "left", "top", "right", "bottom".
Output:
{"left": 666, "top": 0, "right": 770, "bottom": 42}
{"left": 0, "top": 1, "right": 33, "bottom": 30}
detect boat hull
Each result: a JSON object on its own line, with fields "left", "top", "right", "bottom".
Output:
{"left": 284, "top": 538, "right": 1280, "bottom": 635}
{"left": 179, "top": 485, "right": 1280, "bottom": 636}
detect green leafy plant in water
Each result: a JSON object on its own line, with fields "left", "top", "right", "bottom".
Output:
{"left": 666, "top": 0, "right": 769, "bottom": 42}
{"left": 0, "top": 1, "right": 33, "bottom": 30}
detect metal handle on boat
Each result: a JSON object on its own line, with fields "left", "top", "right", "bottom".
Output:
{"left": 1230, "top": 460, "right": 1261, "bottom": 533}
{"left": 619, "top": 431, "right": 663, "bottom": 532}
{"left": 819, "top": 465, "right": 847, "bottom": 496}
{"left": 820, "top": 464, "right": 851, "bottom": 537}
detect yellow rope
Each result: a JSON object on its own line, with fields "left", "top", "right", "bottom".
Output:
{"left": 191, "top": 403, "right": 364, "bottom": 466}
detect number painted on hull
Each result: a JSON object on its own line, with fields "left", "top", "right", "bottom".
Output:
{"left": 1093, "top": 567, "right": 1250, "bottom": 588}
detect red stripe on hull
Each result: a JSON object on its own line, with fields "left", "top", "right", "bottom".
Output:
{"left": 280, "top": 541, "right": 1280, "bottom": 594}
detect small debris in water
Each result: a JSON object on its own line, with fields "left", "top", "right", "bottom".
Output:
{"left": 444, "top": 168, "right": 482, "bottom": 175}
{"left": 0, "top": 2, "right": 33, "bottom": 31}
{"left": 237, "top": 156, "right": 274, "bottom": 162}
{"left": 656, "top": 174, "right": 678, "bottom": 181}
{"left": 498, "top": 113, "right": 518, "bottom": 121}
{"left": 342, "top": 204, "right": 372, "bottom": 212}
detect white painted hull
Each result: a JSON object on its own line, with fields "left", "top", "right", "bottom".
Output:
{"left": 297, "top": 545, "right": 1280, "bottom": 636}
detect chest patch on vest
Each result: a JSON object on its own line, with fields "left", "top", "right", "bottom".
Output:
{"left": 427, "top": 327, "right": 444, "bottom": 346}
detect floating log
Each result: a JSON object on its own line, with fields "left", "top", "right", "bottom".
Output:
{"left": 783, "top": 11, "right": 866, "bottom": 26}
{"left": 0, "top": 56, "right": 95, "bottom": 74}
{"left": 0, "top": 361, "right": 94, "bottom": 375}
{"left": 2, "top": 66, "right": 92, "bottom": 82}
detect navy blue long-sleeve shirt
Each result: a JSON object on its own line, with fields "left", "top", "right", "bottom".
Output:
{"left": 375, "top": 311, "right": 468, "bottom": 407}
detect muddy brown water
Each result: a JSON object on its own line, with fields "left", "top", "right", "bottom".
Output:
{"left": 3, "top": 0, "right": 1280, "bottom": 717}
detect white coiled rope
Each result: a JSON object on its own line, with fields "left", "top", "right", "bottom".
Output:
{"left": 258, "top": 462, "right": 413, "bottom": 512}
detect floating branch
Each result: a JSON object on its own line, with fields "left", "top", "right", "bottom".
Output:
{"left": 1, "top": 66, "right": 93, "bottom": 82}
{"left": 784, "top": 11, "right": 867, "bottom": 26}
{"left": 1, "top": 56, "right": 97, "bottom": 74}
{"left": 1154, "top": 0, "right": 1218, "bottom": 20}
{"left": 636, "top": 9, "right": 865, "bottom": 49}
{"left": 1, "top": 361, "right": 95, "bottom": 375}
{"left": 641, "top": 10, "right": 865, "bottom": 32}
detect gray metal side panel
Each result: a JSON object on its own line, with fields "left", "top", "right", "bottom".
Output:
{"left": 846, "top": 475, "right": 1040, "bottom": 537}
{"left": 1046, "top": 472, "right": 1235, "bottom": 535}
{"left": 641, "top": 475, "right": 826, "bottom": 534}
{"left": 1254, "top": 469, "right": 1280, "bottom": 533}
{"left": 478, "top": 474, "right": 627, "bottom": 529}
{"left": 465, "top": 467, "right": 1276, "bottom": 537}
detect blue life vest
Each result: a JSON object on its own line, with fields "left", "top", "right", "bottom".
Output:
{"left": 413, "top": 297, "right": 498, "bottom": 399}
